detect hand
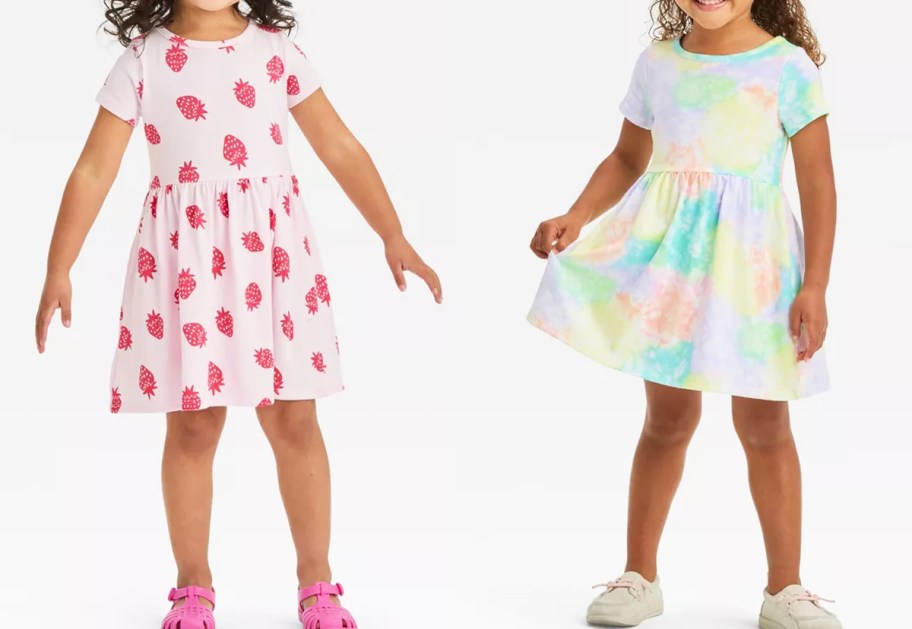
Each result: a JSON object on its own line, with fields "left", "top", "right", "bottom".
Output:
{"left": 530, "top": 213, "right": 585, "bottom": 259}
{"left": 36, "top": 271, "right": 72, "bottom": 353}
{"left": 384, "top": 234, "right": 442, "bottom": 303}
{"left": 789, "top": 285, "right": 827, "bottom": 362}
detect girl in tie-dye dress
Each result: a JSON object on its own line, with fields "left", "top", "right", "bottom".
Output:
{"left": 528, "top": 1, "right": 839, "bottom": 628}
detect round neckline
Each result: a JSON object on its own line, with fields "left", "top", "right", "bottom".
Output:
{"left": 159, "top": 19, "right": 255, "bottom": 49}
{"left": 673, "top": 34, "right": 783, "bottom": 62}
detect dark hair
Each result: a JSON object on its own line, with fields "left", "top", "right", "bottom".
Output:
{"left": 103, "top": 1, "right": 296, "bottom": 47}
{"left": 649, "top": 0, "right": 825, "bottom": 66}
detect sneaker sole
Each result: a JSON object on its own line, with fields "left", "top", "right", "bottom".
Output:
{"left": 758, "top": 615, "right": 787, "bottom": 629}
{"left": 587, "top": 608, "right": 663, "bottom": 627}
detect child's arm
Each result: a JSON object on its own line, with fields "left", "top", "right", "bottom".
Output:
{"left": 291, "top": 90, "right": 442, "bottom": 303}
{"left": 530, "top": 120, "right": 652, "bottom": 258}
{"left": 35, "top": 109, "right": 133, "bottom": 352}
{"left": 789, "top": 117, "right": 836, "bottom": 362}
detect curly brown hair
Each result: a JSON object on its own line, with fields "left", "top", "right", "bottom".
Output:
{"left": 649, "top": 0, "right": 825, "bottom": 66}
{"left": 103, "top": 1, "right": 297, "bottom": 47}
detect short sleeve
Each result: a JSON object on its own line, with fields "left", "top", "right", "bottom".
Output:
{"left": 619, "top": 47, "right": 653, "bottom": 130}
{"left": 284, "top": 37, "right": 322, "bottom": 109}
{"left": 779, "top": 49, "right": 828, "bottom": 137}
{"left": 96, "top": 46, "right": 143, "bottom": 126}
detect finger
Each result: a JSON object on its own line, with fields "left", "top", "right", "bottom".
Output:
{"left": 530, "top": 228, "right": 549, "bottom": 259}
{"left": 410, "top": 264, "right": 443, "bottom": 303}
{"left": 389, "top": 260, "right": 407, "bottom": 291}
{"left": 788, "top": 305, "right": 802, "bottom": 340}
{"left": 554, "top": 229, "right": 576, "bottom": 253}
{"left": 60, "top": 294, "right": 72, "bottom": 328}
{"left": 535, "top": 224, "right": 560, "bottom": 257}
{"left": 804, "top": 322, "right": 824, "bottom": 361}
{"left": 35, "top": 304, "right": 55, "bottom": 353}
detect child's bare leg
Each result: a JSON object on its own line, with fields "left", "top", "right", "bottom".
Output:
{"left": 162, "top": 407, "right": 227, "bottom": 608}
{"left": 626, "top": 382, "right": 702, "bottom": 580}
{"left": 731, "top": 396, "right": 801, "bottom": 594}
{"left": 256, "top": 400, "right": 335, "bottom": 608}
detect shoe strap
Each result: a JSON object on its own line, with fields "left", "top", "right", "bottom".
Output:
{"left": 169, "top": 585, "right": 216, "bottom": 609}
{"left": 299, "top": 581, "right": 344, "bottom": 603}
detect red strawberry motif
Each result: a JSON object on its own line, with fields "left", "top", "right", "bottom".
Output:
{"left": 176, "top": 95, "right": 208, "bottom": 121}
{"left": 137, "top": 247, "right": 157, "bottom": 282}
{"left": 266, "top": 55, "right": 284, "bottom": 83}
{"left": 118, "top": 325, "right": 133, "bottom": 350}
{"left": 146, "top": 310, "right": 164, "bottom": 339}
{"left": 257, "top": 398, "right": 273, "bottom": 407}
{"left": 241, "top": 231, "right": 265, "bottom": 252}
{"left": 245, "top": 282, "right": 262, "bottom": 310}
{"left": 208, "top": 361, "right": 224, "bottom": 394}
{"left": 269, "top": 208, "right": 277, "bottom": 231}
{"left": 137, "top": 80, "right": 144, "bottom": 99}
{"left": 315, "top": 274, "right": 331, "bottom": 305}
{"left": 150, "top": 194, "right": 158, "bottom": 218}
{"left": 151, "top": 176, "right": 161, "bottom": 189}
{"left": 111, "top": 387, "right": 122, "bottom": 413}
{"left": 170, "top": 231, "right": 179, "bottom": 249}
{"left": 305, "top": 287, "right": 319, "bottom": 314}
{"left": 120, "top": 307, "right": 123, "bottom": 321}
{"left": 254, "top": 347, "right": 274, "bottom": 368}
{"left": 212, "top": 246, "right": 226, "bottom": 278}
{"left": 217, "top": 192, "right": 229, "bottom": 218}
{"left": 234, "top": 79, "right": 256, "bottom": 108}
{"left": 223, "top": 135, "right": 248, "bottom": 169}
{"left": 139, "top": 364, "right": 158, "bottom": 398}
{"left": 166, "top": 44, "right": 188, "bottom": 72}
{"left": 238, "top": 178, "right": 251, "bottom": 192}
{"left": 177, "top": 268, "right": 197, "bottom": 300}
{"left": 186, "top": 205, "right": 206, "bottom": 229}
{"left": 303, "top": 236, "right": 311, "bottom": 255}
{"left": 281, "top": 312, "right": 294, "bottom": 340}
{"left": 273, "top": 367, "right": 284, "bottom": 395}
{"left": 144, "top": 123, "right": 161, "bottom": 144}
{"left": 291, "top": 175, "right": 300, "bottom": 196}
{"left": 215, "top": 307, "right": 234, "bottom": 337}
{"left": 286, "top": 75, "right": 300, "bottom": 96}
{"left": 272, "top": 246, "right": 290, "bottom": 282}
{"left": 165, "top": 184, "right": 174, "bottom": 194}
{"left": 181, "top": 385, "right": 201, "bottom": 411}
{"left": 182, "top": 322, "right": 208, "bottom": 348}
{"left": 126, "top": 119, "right": 137, "bottom": 127}
{"left": 258, "top": 24, "right": 281, "bottom": 33}
{"left": 269, "top": 123, "right": 283, "bottom": 145}
{"left": 169, "top": 34, "right": 188, "bottom": 47}
{"left": 311, "top": 352, "right": 326, "bottom": 373}
{"left": 178, "top": 161, "right": 200, "bottom": 183}
{"left": 282, "top": 194, "right": 291, "bottom": 216}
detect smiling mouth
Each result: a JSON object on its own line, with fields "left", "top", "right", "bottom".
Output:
{"left": 694, "top": 0, "right": 728, "bottom": 10}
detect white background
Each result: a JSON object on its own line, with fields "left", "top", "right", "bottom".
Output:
{"left": 2, "top": 1, "right": 910, "bottom": 627}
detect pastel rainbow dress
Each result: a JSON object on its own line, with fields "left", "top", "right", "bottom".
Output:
{"left": 528, "top": 36, "right": 830, "bottom": 400}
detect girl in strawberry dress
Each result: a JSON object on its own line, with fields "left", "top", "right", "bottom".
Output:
{"left": 35, "top": 1, "right": 442, "bottom": 627}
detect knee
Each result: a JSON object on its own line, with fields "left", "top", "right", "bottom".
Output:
{"left": 166, "top": 408, "right": 223, "bottom": 454}
{"left": 643, "top": 399, "right": 701, "bottom": 444}
{"left": 732, "top": 401, "right": 791, "bottom": 449}
{"left": 260, "top": 401, "right": 319, "bottom": 451}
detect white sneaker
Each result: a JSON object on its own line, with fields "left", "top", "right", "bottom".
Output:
{"left": 759, "top": 585, "right": 843, "bottom": 629}
{"left": 586, "top": 571, "right": 663, "bottom": 627}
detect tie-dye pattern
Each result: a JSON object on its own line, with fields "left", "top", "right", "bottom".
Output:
{"left": 528, "top": 37, "right": 830, "bottom": 400}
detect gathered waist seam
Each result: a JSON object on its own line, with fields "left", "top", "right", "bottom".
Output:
{"left": 644, "top": 169, "right": 780, "bottom": 188}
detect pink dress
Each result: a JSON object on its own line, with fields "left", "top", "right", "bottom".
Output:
{"left": 98, "top": 22, "right": 343, "bottom": 414}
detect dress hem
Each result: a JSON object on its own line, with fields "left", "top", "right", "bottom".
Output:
{"left": 110, "top": 383, "right": 345, "bottom": 415}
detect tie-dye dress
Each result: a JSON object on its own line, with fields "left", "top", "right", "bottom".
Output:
{"left": 528, "top": 36, "right": 830, "bottom": 400}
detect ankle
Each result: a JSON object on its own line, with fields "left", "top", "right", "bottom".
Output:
{"left": 297, "top": 560, "right": 332, "bottom": 589}
{"left": 176, "top": 570, "right": 213, "bottom": 590}
{"left": 624, "top": 564, "right": 658, "bottom": 582}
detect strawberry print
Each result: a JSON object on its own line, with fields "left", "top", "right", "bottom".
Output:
{"left": 305, "top": 287, "right": 319, "bottom": 315}
{"left": 186, "top": 205, "right": 206, "bottom": 229}
{"left": 283, "top": 194, "right": 291, "bottom": 216}
{"left": 137, "top": 247, "right": 157, "bottom": 282}
{"left": 219, "top": 43, "right": 235, "bottom": 54}
{"left": 272, "top": 246, "right": 290, "bottom": 282}
{"left": 118, "top": 325, "right": 133, "bottom": 350}
{"left": 139, "top": 365, "right": 158, "bottom": 398}
{"left": 145, "top": 123, "right": 161, "bottom": 144}
{"left": 245, "top": 282, "right": 262, "bottom": 311}
{"left": 208, "top": 361, "right": 224, "bottom": 394}
{"left": 287, "top": 75, "right": 300, "bottom": 96}
{"left": 212, "top": 246, "right": 226, "bottom": 278}
{"left": 291, "top": 175, "right": 300, "bottom": 196}
{"left": 170, "top": 231, "right": 179, "bottom": 249}
{"left": 165, "top": 184, "right": 174, "bottom": 194}
{"left": 303, "top": 236, "right": 311, "bottom": 255}
{"left": 273, "top": 367, "right": 284, "bottom": 395}
{"left": 241, "top": 231, "right": 265, "bottom": 252}
{"left": 137, "top": 80, "right": 144, "bottom": 99}
{"left": 165, "top": 44, "right": 188, "bottom": 72}
{"left": 215, "top": 307, "right": 234, "bottom": 337}
{"left": 111, "top": 387, "right": 122, "bottom": 413}
{"left": 169, "top": 34, "right": 188, "bottom": 47}
{"left": 146, "top": 310, "right": 164, "bottom": 339}
{"left": 178, "top": 161, "right": 199, "bottom": 183}
{"left": 223, "top": 135, "right": 248, "bottom": 169}
{"left": 181, "top": 385, "right": 201, "bottom": 411}
{"left": 120, "top": 307, "right": 124, "bottom": 321}
{"left": 269, "top": 123, "right": 283, "bottom": 145}
{"left": 238, "top": 178, "right": 251, "bottom": 192}
{"left": 182, "top": 322, "right": 208, "bottom": 347}
{"left": 258, "top": 24, "right": 281, "bottom": 33}
{"left": 127, "top": 118, "right": 137, "bottom": 127}
{"left": 269, "top": 208, "right": 277, "bottom": 231}
{"left": 234, "top": 79, "right": 256, "bottom": 108}
{"left": 151, "top": 176, "right": 161, "bottom": 189}
{"left": 266, "top": 55, "right": 284, "bottom": 83}
{"left": 311, "top": 352, "right": 326, "bottom": 373}
{"left": 177, "top": 268, "right": 197, "bottom": 300}
{"left": 176, "top": 95, "right": 208, "bottom": 121}
{"left": 254, "top": 347, "right": 275, "bottom": 368}
{"left": 150, "top": 195, "right": 158, "bottom": 218}
{"left": 217, "top": 192, "right": 229, "bottom": 218}
{"left": 281, "top": 312, "right": 294, "bottom": 340}
{"left": 315, "top": 274, "right": 331, "bottom": 305}
{"left": 257, "top": 398, "right": 273, "bottom": 408}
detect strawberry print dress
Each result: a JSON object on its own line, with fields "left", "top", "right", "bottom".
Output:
{"left": 98, "top": 22, "right": 343, "bottom": 413}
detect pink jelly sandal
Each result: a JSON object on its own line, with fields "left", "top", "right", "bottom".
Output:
{"left": 161, "top": 585, "right": 216, "bottom": 629}
{"left": 298, "top": 582, "right": 357, "bottom": 628}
